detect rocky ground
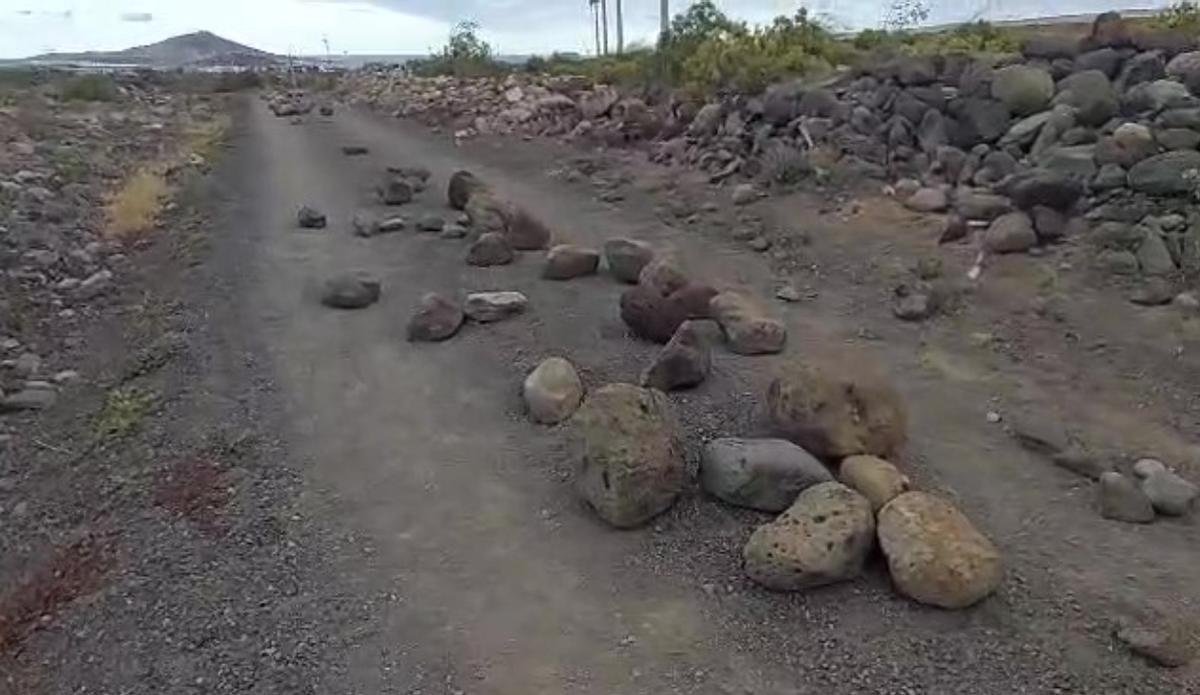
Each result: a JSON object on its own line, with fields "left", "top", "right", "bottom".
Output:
{"left": 2, "top": 13, "right": 1200, "bottom": 692}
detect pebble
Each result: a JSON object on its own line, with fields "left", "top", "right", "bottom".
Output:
{"left": 775, "top": 284, "right": 802, "bottom": 302}
{"left": 986, "top": 411, "right": 1002, "bottom": 424}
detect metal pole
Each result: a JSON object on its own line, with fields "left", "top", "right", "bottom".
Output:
{"left": 593, "top": 2, "right": 601, "bottom": 57}
{"left": 616, "top": 0, "right": 624, "bottom": 55}
{"left": 661, "top": 0, "right": 669, "bottom": 39}
{"left": 600, "top": 0, "right": 609, "bottom": 55}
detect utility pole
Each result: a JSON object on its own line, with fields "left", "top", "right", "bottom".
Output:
{"left": 600, "top": 0, "right": 609, "bottom": 55}
{"left": 615, "top": 0, "right": 624, "bottom": 55}
{"left": 661, "top": 0, "right": 669, "bottom": 40}
{"left": 591, "top": 0, "right": 601, "bottom": 57}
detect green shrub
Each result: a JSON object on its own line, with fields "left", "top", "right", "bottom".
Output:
{"left": 1154, "top": 1, "right": 1200, "bottom": 33}
{"left": 61, "top": 73, "right": 119, "bottom": 102}
{"left": 411, "top": 20, "right": 505, "bottom": 78}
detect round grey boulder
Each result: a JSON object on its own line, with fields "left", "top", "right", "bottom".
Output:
{"left": 320, "top": 272, "right": 381, "bottom": 309}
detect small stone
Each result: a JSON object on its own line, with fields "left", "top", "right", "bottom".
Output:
{"left": 1009, "top": 414, "right": 1070, "bottom": 456}
{"left": 320, "top": 272, "right": 382, "bottom": 309}
{"left": 748, "top": 236, "right": 771, "bottom": 252}
{"left": 406, "top": 293, "right": 464, "bottom": 342}
{"left": 417, "top": 215, "right": 444, "bottom": 233}
{"left": 440, "top": 224, "right": 468, "bottom": 239}
{"left": 1, "top": 388, "right": 57, "bottom": 412}
{"left": 523, "top": 357, "right": 583, "bottom": 425}
{"left": 604, "top": 238, "right": 655, "bottom": 284}
{"left": 53, "top": 370, "right": 80, "bottom": 384}
{"left": 467, "top": 233, "right": 515, "bottom": 267}
{"left": 12, "top": 353, "right": 40, "bottom": 379}
{"left": 76, "top": 270, "right": 114, "bottom": 300}
{"left": 641, "top": 321, "right": 710, "bottom": 392}
{"left": 542, "top": 245, "right": 600, "bottom": 280}
{"left": 1116, "top": 624, "right": 1192, "bottom": 668}
{"left": 341, "top": 145, "right": 369, "bottom": 156}
{"left": 986, "top": 411, "right": 1002, "bottom": 424}
{"left": 377, "top": 176, "right": 414, "bottom": 205}
{"left": 379, "top": 217, "right": 407, "bottom": 233}
{"left": 1099, "top": 472, "right": 1155, "bottom": 523}
{"left": 297, "top": 206, "right": 327, "bottom": 229}
{"left": 352, "top": 212, "right": 381, "bottom": 238}
{"left": 775, "top": 283, "right": 802, "bottom": 302}
{"left": 838, "top": 455, "right": 910, "bottom": 512}
{"left": 1174, "top": 292, "right": 1199, "bottom": 309}
{"left": 731, "top": 184, "right": 759, "bottom": 206}
{"left": 464, "top": 291, "right": 528, "bottom": 323}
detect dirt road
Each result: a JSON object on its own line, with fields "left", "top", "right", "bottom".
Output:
{"left": 7, "top": 96, "right": 1197, "bottom": 693}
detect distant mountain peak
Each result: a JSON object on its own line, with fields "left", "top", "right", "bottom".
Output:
{"left": 28, "top": 30, "right": 278, "bottom": 68}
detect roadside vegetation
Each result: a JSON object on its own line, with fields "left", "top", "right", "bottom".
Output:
{"left": 408, "top": 1, "right": 1200, "bottom": 98}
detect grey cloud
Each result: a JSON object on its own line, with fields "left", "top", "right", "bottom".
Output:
{"left": 120, "top": 12, "right": 154, "bottom": 23}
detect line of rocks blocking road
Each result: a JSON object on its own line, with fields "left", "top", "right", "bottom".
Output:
{"left": 298, "top": 160, "right": 1011, "bottom": 615}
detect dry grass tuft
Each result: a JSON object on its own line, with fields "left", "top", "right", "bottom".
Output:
{"left": 105, "top": 169, "right": 169, "bottom": 242}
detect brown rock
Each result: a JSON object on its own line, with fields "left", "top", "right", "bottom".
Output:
{"left": 839, "top": 455, "right": 911, "bottom": 511}
{"left": 620, "top": 285, "right": 687, "bottom": 344}
{"left": 641, "top": 321, "right": 711, "bottom": 391}
{"left": 638, "top": 256, "right": 688, "bottom": 297}
{"left": 466, "top": 232, "right": 515, "bottom": 267}
{"left": 507, "top": 206, "right": 552, "bottom": 250}
{"left": 766, "top": 360, "right": 908, "bottom": 460}
{"left": 878, "top": 492, "right": 1003, "bottom": 609}
{"left": 465, "top": 192, "right": 513, "bottom": 235}
{"left": 406, "top": 293, "right": 464, "bottom": 342}
{"left": 604, "top": 238, "right": 655, "bottom": 283}
{"left": 542, "top": 245, "right": 600, "bottom": 280}
{"left": 448, "top": 170, "right": 485, "bottom": 209}
{"left": 709, "top": 291, "right": 787, "bottom": 355}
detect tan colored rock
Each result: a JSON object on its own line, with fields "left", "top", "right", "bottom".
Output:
{"left": 766, "top": 360, "right": 908, "bottom": 460}
{"left": 877, "top": 492, "right": 1002, "bottom": 609}
{"left": 743, "top": 482, "right": 875, "bottom": 591}
{"left": 523, "top": 357, "right": 583, "bottom": 424}
{"left": 709, "top": 291, "right": 786, "bottom": 355}
{"left": 575, "top": 383, "right": 686, "bottom": 528}
{"left": 839, "top": 455, "right": 911, "bottom": 511}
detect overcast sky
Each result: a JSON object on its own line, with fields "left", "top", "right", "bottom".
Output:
{"left": 0, "top": 0, "right": 1170, "bottom": 59}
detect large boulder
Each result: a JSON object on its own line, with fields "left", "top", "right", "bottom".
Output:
{"left": 877, "top": 492, "right": 1003, "bottom": 609}
{"left": 948, "top": 98, "right": 1012, "bottom": 146}
{"left": 542, "top": 244, "right": 600, "bottom": 280}
{"left": 449, "top": 170, "right": 486, "bottom": 209}
{"left": 523, "top": 357, "right": 583, "bottom": 425}
{"left": 1124, "top": 79, "right": 1192, "bottom": 113}
{"left": 701, "top": 438, "right": 833, "bottom": 512}
{"left": 406, "top": 293, "right": 464, "bottom": 342}
{"left": 641, "top": 320, "right": 710, "bottom": 391}
{"left": 580, "top": 85, "right": 619, "bottom": 120}
{"left": 688, "top": 103, "right": 723, "bottom": 137}
{"left": 575, "top": 384, "right": 686, "bottom": 528}
{"left": 506, "top": 207, "right": 552, "bottom": 250}
{"left": 1134, "top": 459, "right": 1198, "bottom": 517}
{"left": 1166, "top": 50, "right": 1200, "bottom": 85}
{"left": 709, "top": 291, "right": 786, "bottom": 355}
{"left": 761, "top": 80, "right": 804, "bottom": 125}
{"left": 320, "top": 272, "right": 381, "bottom": 309}
{"left": 954, "top": 189, "right": 1012, "bottom": 221}
{"left": 1128, "top": 150, "right": 1200, "bottom": 194}
{"left": 297, "top": 205, "right": 327, "bottom": 229}
{"left": 743, "top": 482, "right": 875, "bottom": 591}
{"left": 604, "top": 238, "right": 655, "bottom": 283}
{"left": 984, "top": 211, "right": 1038, "bottom": 254}
{"left": 1004, "top": 168, "right": 1084, "bottom": 210}
{"left": 1075, "top": 47, "right": 1122, "bottom": 78}
{"left": 766, "top": 361, "right": 907, "bottom": 460}
{"left": 991, "top": 65, "right": 1054, "bottom": 116}
{"left": 1087, "top": 11, "right": 1133, "bottom": 50}
{"left": 1052, "top": 70, "right": 1119, "bottom": 126}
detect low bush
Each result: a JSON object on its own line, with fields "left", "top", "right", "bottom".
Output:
{"left": 105, "top": 169, "right": 169, "bottom": 241}
{"left": 1153, "top": 1, "right": 1200, "bottom": 33}
{"left": 61, "top": 73, "right": 119, "bottom": 102}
